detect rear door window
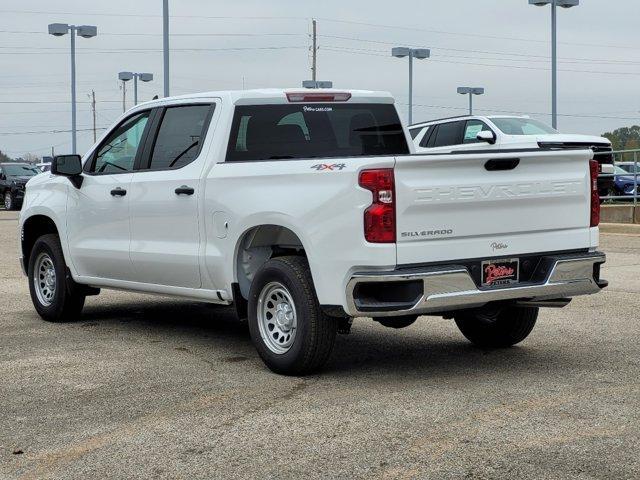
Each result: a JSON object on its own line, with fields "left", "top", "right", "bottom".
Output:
{"left": 147, "top": 105, "right": 213, "bottom": 170}
{"left": 226, "top": 103, "right": 409, "bottom": 161}
{"left": 421, "top": 125, "right": 438, "bottom": 148}
{"left": 432, "top": 121, "right": 464, "bottom": 147}
{"left": 409, "top": 127, "right": 423, "bottom": 140}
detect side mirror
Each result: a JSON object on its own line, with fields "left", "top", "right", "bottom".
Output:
{"left": 476, "top": 130, "right": 496, "bottom": 145}
{"left": 52, "top": 154, "right": 83, "bottom": 188}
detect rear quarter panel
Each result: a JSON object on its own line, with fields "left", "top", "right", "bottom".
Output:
{"left": 203, "top": 156, "right": 397, "bottom": 307}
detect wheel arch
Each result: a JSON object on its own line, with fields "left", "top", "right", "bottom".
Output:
{"left": 233, "top": 224, "right": 308, "bottom": 300}
{"left": 21, "top": 214, "right": 61, "bottom": 267}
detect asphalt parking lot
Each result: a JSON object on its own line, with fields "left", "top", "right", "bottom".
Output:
{"left": 0, "top": 210, "right": 638, "bottom": 479}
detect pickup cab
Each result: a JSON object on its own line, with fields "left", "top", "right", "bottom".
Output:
{"left": 19, "top": 89, "right": 607, "bottom": 375}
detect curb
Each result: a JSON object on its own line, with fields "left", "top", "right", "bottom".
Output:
{"left": 600, "top": 223, "right": 640, "bottom": 235}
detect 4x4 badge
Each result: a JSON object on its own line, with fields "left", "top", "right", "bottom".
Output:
{"left": 311, "top": 163, "right": 346, "bottom": 171}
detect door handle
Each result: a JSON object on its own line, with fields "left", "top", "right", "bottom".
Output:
{"left": 485, "top": 158, "right": 520, "bottom": 171}
{"left": 175, "top": 185, "right": 195, "bottom": 196}
{"left": 110, "top": 187, "right": 127, "bottom": 197}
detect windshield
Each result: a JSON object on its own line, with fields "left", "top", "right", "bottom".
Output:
{"left": 2, "top": 164, "right": 40, "bottom": 176}
{"left": 491, "top": 118, "right": 558, "bottom": 136}
{"left": 618, "top": 163, "right": 638, "bottom": 173}
{"left": 226, "top": 103, "right": 409, "bottom": 162}
{"left": 614, "top": 166, "right": 630, "bottom": 175}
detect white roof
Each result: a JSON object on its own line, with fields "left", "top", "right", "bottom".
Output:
{"left": 409, "top": 114, "right": 530, "bottom": 128}
{"left": 132, "top": 88, "right": 395, "bottom": 110}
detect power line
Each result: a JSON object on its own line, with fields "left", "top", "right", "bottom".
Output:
{"left": 0, "top": 29, "right": 306, "bottom": 37}
{"left": 0, "top": 46, "right": 307, "bottom": 55}
{"left": 1, "top": 9, "right": 637, "bottom": 51}
{"left": 0, "top": 127, "right": 108, "bottom": 136}
{"left": 0, "top": 9, "right": 306, "bottom": 20}
{"left": 316, "top": 17, "right": 640, "bottom": 51}
{"left": 318, "top": 34, "right": 640, "bottom": 66}
{"left": 321, "top": 46, "right": 640, "bottom": 76}
{"left": 0, "top": 100, "right": 121, "bottom": 104}
{"left": 402, "top": 102, "right": 640, "bottom": 121}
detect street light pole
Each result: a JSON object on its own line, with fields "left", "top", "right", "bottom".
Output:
{"left": 70, "top": 26, "right": 76, "bottom": 154}
{"left": 529, "top": 0, "right": 579, "bottom": 129}
{"left": 119, "top": 72, "right": 154, "bottom": 108}
{"left": 457, "top": 87, "right": 485, "bottom": 115}
{"left": 134, "top": 74, "right": 138, "bottom": 105}
{"left": 48, "top": 23, "right": 97, "bottom": 154}
{"left": 551, "top": 1, "right": 557, "bottom": 129}
{"left": 121, "top": 80, "right": 126, "bottom": 113}
{"left": 163, "top": 0, "right": 170, "bottom": 97}
{"left": 391, "top": 47, "right": 430, "bottom": 125}
{"left": 408, "top": 51, "right": 413, "bottom": 125}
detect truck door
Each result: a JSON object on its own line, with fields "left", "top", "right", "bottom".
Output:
{"left": 128, "top": 102, "right": 216, "bottom": 289}
{"left": 67, "top": 110, "right": 151, "bottom": 281}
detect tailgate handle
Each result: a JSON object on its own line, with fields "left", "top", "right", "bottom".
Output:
{"left": 485, "top": 158, "right": 520, "bottom": 171}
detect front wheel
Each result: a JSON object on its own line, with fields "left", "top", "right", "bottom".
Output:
{"left": 248, "top": 256, "right": 337, "bottom": 375}
{"left": 27, "top": 234, "right": 86, "bottom": 322}
{"left": 454, "top": 306, "right": 538, "bottom": 348}
{"left": 4, "top": 191, "right": 15, "bottom": 210}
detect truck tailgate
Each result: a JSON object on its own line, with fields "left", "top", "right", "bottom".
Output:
{"left": 394, "top": 149, "right": 594, "bottom": 265}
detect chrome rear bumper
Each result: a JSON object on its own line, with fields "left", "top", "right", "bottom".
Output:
{"left": 346, "top": 251, "right": 606, "bottom": 317}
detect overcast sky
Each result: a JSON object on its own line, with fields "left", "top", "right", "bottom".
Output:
{"left": 1, "top": 0, "right": 639, "bottom": 158}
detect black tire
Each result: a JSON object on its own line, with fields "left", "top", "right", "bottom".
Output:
{"left": 247, "top": 256, "right": 337, "bottom": 376}
{"left": 454, "top": 306, "right": 538, "bottom": 348}
{"left": 375, "top": 315, "right": 418, "bottom": 329}
{"left": 27, "top": 234, "right": 86, "bottom": 322}
{"left": 4, "top": 191, "right": 15, "bottom": 211}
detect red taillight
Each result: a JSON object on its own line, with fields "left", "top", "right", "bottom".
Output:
{"left": 286, "top": 92, "right": 352, "bottom": 102}
{"left": 590, "top": 159, "right": 600, "bottom": 227}
{"left": 359, "top": 168, "right": 395, "bottom": 243}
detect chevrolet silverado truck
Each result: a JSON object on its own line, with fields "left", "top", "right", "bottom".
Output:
{"left": 19, "top": 89, "right": 607, "bottom": 375}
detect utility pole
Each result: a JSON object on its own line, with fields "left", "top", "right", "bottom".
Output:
{"left": 163, "top": 0, "right": 170, "bottom": 97}
{"left": 311, "top": 19, "right": 317, "bottom": 82}
{"left": 91, "top": 90, "right": 96, "bottom": 142}
{"left": 51, "top": 146, "right": 55, "bottom": 157}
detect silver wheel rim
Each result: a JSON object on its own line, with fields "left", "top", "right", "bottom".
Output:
{"left": 257, "top": 282, "right": 297, "bottom": 354}
{"left": 33, "top": 252, "right": 56, "bottom": 306}
{"left": 4, "top": 192, "right": 11, "bottom": 210}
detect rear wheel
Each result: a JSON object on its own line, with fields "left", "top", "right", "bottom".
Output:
{"left": 28, "top": 234, "right": 85, "bottom": 322}
{"left": 454, "top": 306, "right": 538, "bottom": 348}
{"left": 248, "top": 256, "right": 337, "bottom": 375}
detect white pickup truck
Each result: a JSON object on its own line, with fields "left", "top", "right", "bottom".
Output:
{"left": 19, "top": 89, "right": 607, "bottom": 375}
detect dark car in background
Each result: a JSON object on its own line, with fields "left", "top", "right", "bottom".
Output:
{"left": 0, "top": 163, "right": 41, "bottom": 210}
{"left": 612, "top": 165, "right": 640, "bottom": 199}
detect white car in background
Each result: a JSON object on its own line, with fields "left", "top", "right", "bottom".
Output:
{"left": 409, "top": 115, "right": 614, "bottom": 195}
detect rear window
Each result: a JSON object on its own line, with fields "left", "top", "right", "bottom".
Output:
{"left": 226, "top": 103, "right": 409, "bottom": 162}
